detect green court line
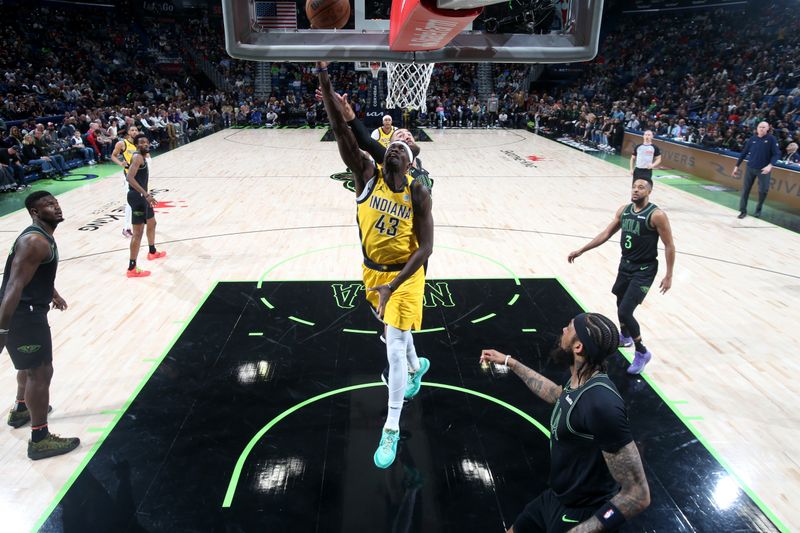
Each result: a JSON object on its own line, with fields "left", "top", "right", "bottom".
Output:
{"left": 521, "top": 328, "right": 538, "bottom": 333}
{"left": 507, "top": 293, "right": 519, "bottom": 306}
{"left": 416, "top": 326, "right": 446, "bottom": 333}
{"left": 342, "top": 328, "right": 376, "bottom": 334}
{"left": 471, "top": 313, "right": 497, "bottom": 324}
{"left": 288, "top": 316, "right": 315, "bottom": 326}
{"left": 86, "top": 427, "right": 111, "bottom": 433}
{"left": 682, "top": 416, "right": 704, "bottom": 421}
{"left": 670, "top": 400, "right": 689, "bottom": 405}
{"left": 554, "top": 276, "right": 788, "bottom": 533}
{"left": 436, "top": 244, "right": 521, "bottom": 286}
{"left": 248, "top": 332, "right": 264, "bottom": 337}
{"left": 99, "top": 409, "right": 123, "bottom": 415}
{"left": 260, "top": 297, "right": 274, "bottom": 309}
{"left": 221, "top": 381, "right": 549, "bottom": 508}
{"left": 31, "top": 282, "right": 218, "bottom": 533}
{"left": 257, "top": 243, "right": 352, "bottom": 288}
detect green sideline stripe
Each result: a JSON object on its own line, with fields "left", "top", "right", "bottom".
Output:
{"left": 260, "top": 297, "right": 274, "bottom": 309}
{"left": 507, "top": 293, "right": 519, "bottom": 306}
{"left": 221, "top": 381, "right": 549, "bottom": 508}
{"left": 86, "top": 427, "right": 111, "bottom": 433}
{"left": 248, "top": 332, "right": 263, "bottom": 336}
{"left": 288, "top": 316, "right": 315, "bottom": 326}
{"left": 417, "top": 327, "right": 445, "bottom": 333}
{"left": 342, "top": 328, "right": 376, "bottom": 334}
{"left": 554, "top": 276, "right": 788, "bottom": 533}
{"left": 521, "top": 328, "right": 538, "bottom": 333}
{"left": 32, "top": 282, "right": 218, "bottom": 533}
{"left": 471, "top": 313, "right": 496, "bottom": 324}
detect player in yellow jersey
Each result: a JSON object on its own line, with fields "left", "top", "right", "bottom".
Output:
{"left": 319, "top": 62, "right": 433, "bottom": 469}
{"left": 111, "top": 126, "right": 140, "bottom": 238}
{"left": 371, "top": 115, "right": 397, "bottom": 148}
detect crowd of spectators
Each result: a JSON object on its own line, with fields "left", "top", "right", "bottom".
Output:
{"left": 4, "top": 1, "right": 800, "bottom": 194}
{"left": 528, "top": 2, "right": 800, "bottom": 165}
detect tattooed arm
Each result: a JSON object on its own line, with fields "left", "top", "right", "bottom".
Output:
{"left": 479, "top": 350, "right": 562, "bottom": 405}
{"left": 567, "top": 441, "right": 651, "bottom": 532}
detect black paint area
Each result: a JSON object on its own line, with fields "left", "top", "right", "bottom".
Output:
{"left": 40, "top": 280, "right": 777, "bottom": 532}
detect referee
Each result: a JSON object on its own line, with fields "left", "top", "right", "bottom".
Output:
{"left": 480, "top": 312, "right": 650, "bottom": 532}
{"left": 629, "top": 130, "right": 661, "bottom": 181}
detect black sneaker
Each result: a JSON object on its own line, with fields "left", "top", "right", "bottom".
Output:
{"left": 27, "top": 433, "right": 80, "bottom": 460}
{"left": 7, "top": 405, "right": 53, "bottom": 428}
{"left": 737, "top": 212, "right": 747, "bottom": 219}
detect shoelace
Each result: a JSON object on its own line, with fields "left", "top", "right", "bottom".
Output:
{"left": 382, "top": 432, "right": 398, "bottom": 450}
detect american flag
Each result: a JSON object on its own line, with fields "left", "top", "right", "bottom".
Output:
{"left": 254, "top": 1, "right": 298, "bottom": 30}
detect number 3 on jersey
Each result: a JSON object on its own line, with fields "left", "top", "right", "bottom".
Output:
{"left": 624, "top": 235, "right": 632, "bottom": 249}
{"left": 374, "top": 214, "right": 399, "bottom": 236}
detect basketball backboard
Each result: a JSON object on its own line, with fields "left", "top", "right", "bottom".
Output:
{"left": 222, "top": 0, "right": 604, "bottom": 63}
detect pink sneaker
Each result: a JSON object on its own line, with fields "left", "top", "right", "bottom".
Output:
{"left": 126, "top": 267, "right": 151, "bottom": 278}
{"left": 147, "top": 250, "right": 167, "bottom": 261}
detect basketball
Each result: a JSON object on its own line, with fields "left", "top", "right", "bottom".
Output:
{"left": 305, "top": 0, "right": 350, "bottom": 29}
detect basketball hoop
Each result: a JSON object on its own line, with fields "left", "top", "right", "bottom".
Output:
{"left": 369, "top": 61, "right": 382, "bottom": 79}
{"left": 385, "top": 62, "right": 434, "bottom": 111}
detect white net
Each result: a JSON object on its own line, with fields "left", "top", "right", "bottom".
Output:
{"left": 385, "top": 62, "right": 435, "bottom": 111}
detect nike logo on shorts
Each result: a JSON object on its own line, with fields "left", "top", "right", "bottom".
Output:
{"left": 561, "top": 514, "right": 579, "bottom": 523}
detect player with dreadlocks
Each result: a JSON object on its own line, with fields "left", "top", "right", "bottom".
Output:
{"left": 480, "top": 312, "right": 650, "bottom": 532}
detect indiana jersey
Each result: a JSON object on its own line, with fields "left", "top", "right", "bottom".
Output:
{"left": 357, "top": 168, "right": 417, "bottom": 265}
{"left": 122, "top": 138, "right": 137, "bottom": 174}
{"left": 620, "top": 202, "right": 659, "bottom": 263}
{"left": 373, "top": 126, "right": 396, "bottom": 148}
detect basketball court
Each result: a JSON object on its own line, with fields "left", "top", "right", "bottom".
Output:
{"left": 1, "top": 0, "right": 798, "bottom": 531}
{"left": 0, "top": 127, "right": 796, "bottom": 531}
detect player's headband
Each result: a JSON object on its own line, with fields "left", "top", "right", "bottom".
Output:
{"left": 387, "top": 141, "right": 414, "bottom": 164}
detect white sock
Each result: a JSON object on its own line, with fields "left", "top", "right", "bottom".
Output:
{"left": 124, "top": 203, "right": 132, "bottom": 231}
{"left": 384, "top": 325, "right": 408, "bottom": 431}
{"left": 406, "top": 330, "right": 420, "bottom": 373}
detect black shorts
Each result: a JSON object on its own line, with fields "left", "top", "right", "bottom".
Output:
{"left": 513, "top": 489, "right": 599, "bottom": 533}
{"left": 612, "top": 259, "right": 658, "bottom": 304}
{"left": 632, "top": 168, "right": 652, "bottom": 181}
{"left": 6, "top": 308, "right": 53, "bottom": 370}
{"left": 127, "top": 190, "right": 154, "bottom": 225}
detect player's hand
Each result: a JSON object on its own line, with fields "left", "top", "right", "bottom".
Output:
{"left": 731, "top": 166, "right": 739, "bottom": 177}
{"left": 659, "top": 275, "right": 672, "bottom": 294}
{"left": 51, "top": 294, "right": 68, "bottom": 311}
{"left": 479, "top": 349, "right": 509, "bottom": 366}
{"left": 367, "top": 284, "right": 393, "bottom": 318}
{"left": 567, "top": 250, "right": 582, "bottom": 263}
{"left": 339, "top": 93, "right": 355, "bottom": 121}
{"left": 761, "top": 164, "right": 773, "bottom": 174}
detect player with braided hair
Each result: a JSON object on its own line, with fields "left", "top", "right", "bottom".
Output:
{"left": 480, "top": 312, "right": 650, "bottom": 532}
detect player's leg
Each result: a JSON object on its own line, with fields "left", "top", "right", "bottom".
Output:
{"left": 738, "top": 166, "right": 757, "bottom": 217}
{"left": 621, "top": 266, "right": 657, "bottom": 374}
{"left": 611, "top": 267, "right": 634, "bottom": 347}
{"left": 145, "top": 208, "right": 166, "bottom": 260}
{"left": 374, "top": 325, "right": 407, "bottom": 469}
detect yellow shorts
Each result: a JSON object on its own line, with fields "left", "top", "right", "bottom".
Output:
{"left": 362, "top": 264, "right": 425, "bottom": 331}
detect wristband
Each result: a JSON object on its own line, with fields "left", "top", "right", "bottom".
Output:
{"left": 595, "top": 502, "right": 625, "bottom": 530}
{"left": 0, "top": 328, "right": 9, "bottom": 335}
{"left": 504, "top": 355, "right": 510, "bottom": 367}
